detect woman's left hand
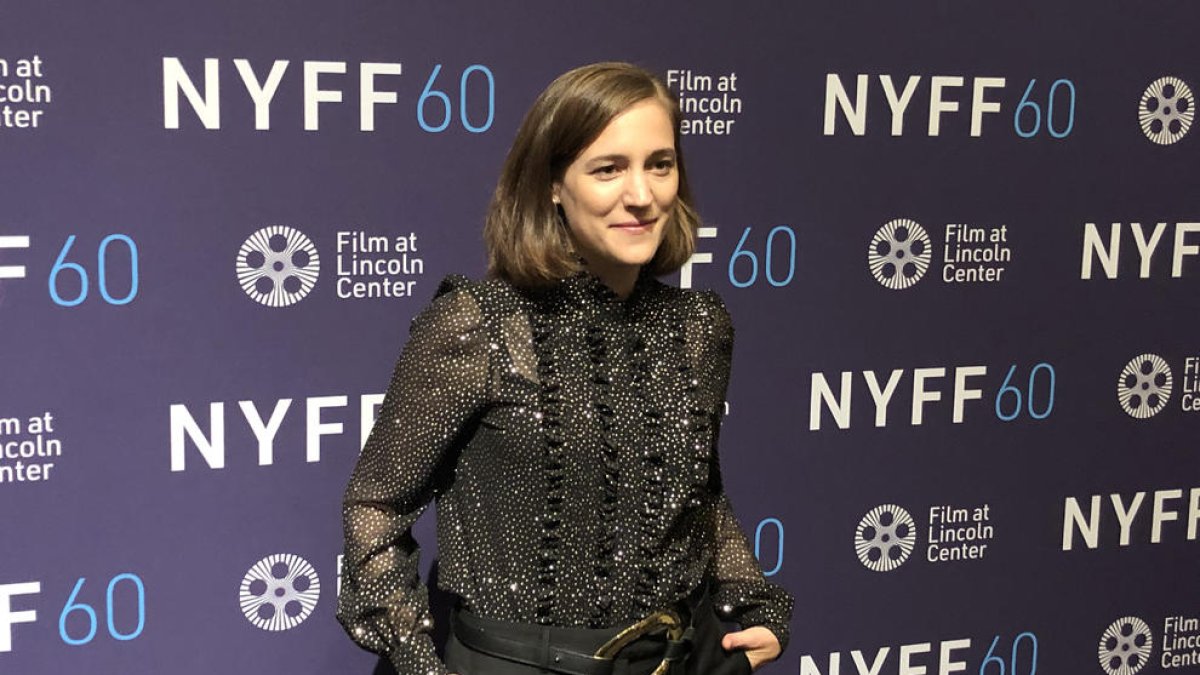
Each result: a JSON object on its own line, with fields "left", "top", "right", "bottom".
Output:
{"left": 721, "top": 626, "right": 781, "bottom": 671}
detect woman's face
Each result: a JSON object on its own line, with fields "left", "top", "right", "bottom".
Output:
{"left": 553, "top": 98, "right": 678, "bottom": 283}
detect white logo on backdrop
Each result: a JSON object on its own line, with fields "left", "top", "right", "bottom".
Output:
{"left": 239, "top": 553, "right": 322, "bottom": 631}
{"left": 868, "top": 219, "right": 931, "bottom": 290}
{"left": 1117, "top": 354, "right": 1173, "bottom": 419}
{"left": 236, "top": 226, "right": 320, "bottom": 307}
{"left": 1139, "top": 76, "right": 1194, "bottom": 145}
{"left": 854, "top": 504, "right": 917, "bottom": 572}
{"left": 1098, "top": 616, "right": 1153, "bottom": 675}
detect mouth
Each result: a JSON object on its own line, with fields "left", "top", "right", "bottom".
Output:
{"left": 609, "top": 218, "right": 658, "bottom": 232}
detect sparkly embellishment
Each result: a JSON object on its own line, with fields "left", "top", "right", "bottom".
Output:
{"left": 337, "top": 271, "right": 794, "bottom": 673}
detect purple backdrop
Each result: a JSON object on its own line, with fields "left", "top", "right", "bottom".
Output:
{"left": 2, "top": 2, "right": 1198, "bottom": 674}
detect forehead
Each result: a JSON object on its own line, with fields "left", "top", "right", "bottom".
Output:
{"left": 578, "top": 98, "right": 675, "bottom": 158}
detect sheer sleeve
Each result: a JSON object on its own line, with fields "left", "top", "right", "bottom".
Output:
{"left": 337, "top": 276, "right": 490, "bottom": 675}
{"left": 700, "top": 291, "right": 795, "bottom": 653}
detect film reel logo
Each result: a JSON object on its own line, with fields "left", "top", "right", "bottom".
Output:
{"left": 239, "top": 553, "right": 322, "bottom": 631}
{"left": 236, "top": 226, "right": 320, "bottom": 307}
{"left": 868, "top": 219, "right": 932, "bottom": 290}
{"left": 1117, "top": 354, "right": 1173, "bottom": 419}
{"left": 1098, "top": 616, "right": 1153, "bottom": 675}
{"left": 854, "top": 504, "right": 917, "bottom": 572}
{"left": 1139, "top": 77, "right": 1194, "bottom": 145}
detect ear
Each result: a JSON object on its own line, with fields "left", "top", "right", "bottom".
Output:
{"left": 551, "top": 183, "right": 561, "bottom": 204}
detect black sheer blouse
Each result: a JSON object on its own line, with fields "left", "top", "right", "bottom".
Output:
{"left": 337, "top": 269, "right": 794, "bottom": 674}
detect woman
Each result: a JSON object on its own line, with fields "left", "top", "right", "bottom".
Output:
{"left": 337, "top": 62, "right": 793, "bottom": 675}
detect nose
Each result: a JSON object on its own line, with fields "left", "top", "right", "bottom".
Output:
{"left": 622, "top": 169, "right": 652, "bottom": 208}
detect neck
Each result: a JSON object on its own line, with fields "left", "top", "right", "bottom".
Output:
{"left": 582, "top": 260, "right": 639, "bottom": 299}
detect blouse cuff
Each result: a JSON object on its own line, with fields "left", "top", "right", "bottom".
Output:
{"left": 713, "top": 582, "right": 794, "bottom": 654}
{"left": 387, "top": 630, "right": 449, "bottom": 675}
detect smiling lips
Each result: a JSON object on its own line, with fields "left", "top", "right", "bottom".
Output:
{"left": 610, "top": 218, "right": 657, "bottom": 232}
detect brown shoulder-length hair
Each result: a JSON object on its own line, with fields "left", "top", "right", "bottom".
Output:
{"left": 484, "top": 62, "right": 701, "bottom": 289}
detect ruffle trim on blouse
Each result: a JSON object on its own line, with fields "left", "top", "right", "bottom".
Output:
{"left": 677, "top": 298, "right": 720, "bottom": 507}
{"left": 666, "top": 304, "right": 716, "bottom": 595}
{"left": 585, "top": 321, "right": 620, "bottom": 626}
{"left": 629, "top": 319, "right": 662, "bottom": 615}
{"left": 526, "top": 271, "right": 715, "bottom": 621}
{"left": 531, "top": 308, "right": 565, "bottom": 625}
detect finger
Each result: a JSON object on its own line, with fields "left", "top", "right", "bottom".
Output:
{"left": 722, "top": 629, "right": 753, "bottom": 651}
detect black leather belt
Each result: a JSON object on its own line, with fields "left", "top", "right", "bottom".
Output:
{"left": 451, "top": 585, "right": 707, "bottom": 675}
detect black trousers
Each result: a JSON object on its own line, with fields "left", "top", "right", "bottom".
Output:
{"left": 445, "top": 600, "right": 753, "bottom": 675}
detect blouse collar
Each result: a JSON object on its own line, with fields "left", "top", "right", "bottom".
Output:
{"left": 560, "top": 264, "right": 657, "bottom": 313}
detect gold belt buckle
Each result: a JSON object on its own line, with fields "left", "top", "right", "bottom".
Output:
{"left": 593, "top": 610, "right": 685, "bottom": 675}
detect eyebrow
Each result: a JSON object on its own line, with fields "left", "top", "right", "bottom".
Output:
{"left": 586, "top": 149, "right": 676, "bottom": 164}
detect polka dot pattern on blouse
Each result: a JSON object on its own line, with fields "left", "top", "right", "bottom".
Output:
{"left": 337, "top": 268, "right": 794, "bottom": 674}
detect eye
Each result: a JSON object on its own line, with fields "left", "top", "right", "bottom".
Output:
{"left": 591, "top": 164, "right": 620, "bottom": 178}
{"left": 651, "top": 158, "right": 676, "bottom": 174}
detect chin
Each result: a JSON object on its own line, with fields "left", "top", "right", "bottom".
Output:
{"left": 616, "top": 253, "right": 657, "bottom": 268}
{"left": 619, "top": 243, "right": 663, "bottom": 264}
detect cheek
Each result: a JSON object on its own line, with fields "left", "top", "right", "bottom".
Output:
{"left": 656, "top": 178, "right": 680, "bottom": 205}
{"left": 574, "top": 184, "right": 621, "bottom": 217}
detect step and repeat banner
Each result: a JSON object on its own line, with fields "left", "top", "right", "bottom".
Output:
{"left": 2, "top": 2, "right": 1197, "bottom": 673}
